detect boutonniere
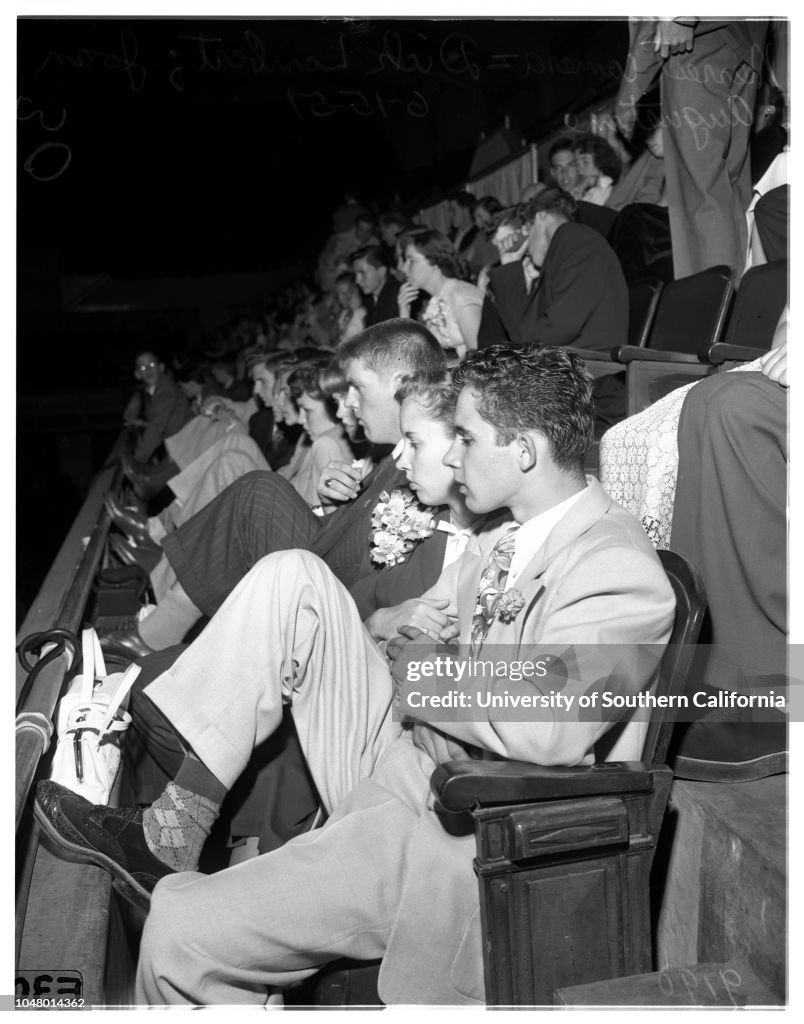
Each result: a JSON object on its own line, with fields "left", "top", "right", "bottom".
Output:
{"left": 370, "top": 489, "right": 436, "bottom": 567}
{"left": 496, "top": 588, "right": 525, "bottom": 623}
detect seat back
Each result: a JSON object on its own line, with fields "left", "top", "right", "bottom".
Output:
{"left": 645, "top": 265, "right": 737, "bottom": 356}
{"left": 721, "top": 259, "right": 788, "bottom": 352}
{"left": 608, "top": 204, "right": 674, "bottom": 286}
{"left": 641, "top": 550, "right": 707, "bottom": 770}
{"left": 627, "top": 279, "right": 663, "bottom": 348}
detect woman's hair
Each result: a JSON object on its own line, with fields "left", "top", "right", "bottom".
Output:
{"left": 319, "top": 359, "right": 348, "bottom": 398}
{"left": 572, "top": 133, "right": 623, "bottom": 184}
{"left": 287, "top": 360, "right": 330, "bottom": 402}
{"left": 394, "top": 371, "right": 457, "bottom": 427}
{"left": 400, "top": 228, "right": 464, "bottom": 280}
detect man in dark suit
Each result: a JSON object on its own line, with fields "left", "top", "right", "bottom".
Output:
{"left": 478, "top": 188, "right": 628, "bottom": 352}
{"left": 104, "top": 319, "right": 447, "bottom": 656}
{"left": 352, "top": 245, "right": 401, "bottom": 327}
{"left": 128, "top": 351, "right": 193, "bottom": 464}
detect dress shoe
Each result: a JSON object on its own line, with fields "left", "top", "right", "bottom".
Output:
{"left": 109, "top": 533, "right": 162, "bottom": 574}
{"left": 34, "top": 781, "right": 173, "bottom": 913}
{"left": 99, "top": 624, "right": 155, "bottom": 661}
{"left": 120, "top": 454, "right": 160, "bottom": 501}
{"left": 104, "top": 494, "right": 151, "bottom": 544}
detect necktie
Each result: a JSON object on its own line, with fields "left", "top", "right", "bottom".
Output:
{"left": 470, "top": 525, "right": 520, "bottom": 656}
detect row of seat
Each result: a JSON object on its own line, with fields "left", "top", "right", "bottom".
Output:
{"left": 574, "top": 258, "right": 788, "bottom": 416}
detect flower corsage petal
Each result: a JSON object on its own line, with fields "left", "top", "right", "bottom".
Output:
{"left": 370, "top": 488, "right": 436, "bottom": 567}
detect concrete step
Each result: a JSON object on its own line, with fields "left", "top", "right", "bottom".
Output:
{"left": 555, "top": 959, "right": 783, "bottom": 1007}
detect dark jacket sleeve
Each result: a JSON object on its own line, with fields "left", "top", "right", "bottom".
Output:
{"left": 134, "top": 378, "right": 191, "bottom": 462}
{"left": 478, "top": 263, "right": 531, "bottom": 348}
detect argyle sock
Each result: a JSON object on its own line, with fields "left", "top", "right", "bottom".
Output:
{"left": 139, "top": 582, "right": 201, "bottom": 650}
{"left": 142, "top": 756, "right": 227, "bottom": 871}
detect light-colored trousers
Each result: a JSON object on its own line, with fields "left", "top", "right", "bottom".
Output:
{"left": 166, "top": 414, "right": 248, "bottom": 471}
{"left": 148, "top": 435, "right": 271, "bottom": 604}
{"left": 135, "top": 550, "right": 437, "bottom": 1005}
{"left": 169, "top": 434, "right": 270, "bottom": 527}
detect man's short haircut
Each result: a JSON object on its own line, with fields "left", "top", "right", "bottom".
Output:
{"left": 491, "top": 205, "right": 529, "bottom": 233}
{"left": 351, "top": 245, "right": 389, "bottom": 270}
{"left": 518, "top": 187, "right": 578, "bottom": 224}
{"left": 336, "top": 318, "right": 447, "bottom": 379}
{"left": 394, "top": 371, "right": 457, "bottom": 427}
{"left": 548, "top": 136, "right": 576, "bottom": 163}
{"left": 452, "top": 345, "right": 594, "bottom": 472}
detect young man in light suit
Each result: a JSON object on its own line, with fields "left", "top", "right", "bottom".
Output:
{"left": 35, "top": 346, "right": 675, "bottom": 1005}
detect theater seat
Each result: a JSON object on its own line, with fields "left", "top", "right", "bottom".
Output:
{"left": 611, "top": 265, "right": 737, "bottom": 415}
{"left": 312, "top": 550, "right": 707, "bottom": 1006}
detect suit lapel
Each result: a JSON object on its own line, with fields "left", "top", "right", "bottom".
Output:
{"left": 512, "top": 479, "right": 612, "bottom": 586}
{"left": 455, "top": 481, "right": 613, "bottom": 642}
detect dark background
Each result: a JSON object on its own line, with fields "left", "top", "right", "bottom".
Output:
{"left": 16, "top": 17, "right": 629, "bottom": 619}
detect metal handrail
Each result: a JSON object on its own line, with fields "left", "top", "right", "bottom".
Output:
{"left": 15, "top": 437, "right": 125, "bottom": 829}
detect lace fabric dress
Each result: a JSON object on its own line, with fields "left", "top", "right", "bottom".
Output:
{"left": 422, "top": 278, "right": 483, "bottom": 360}
{"left": 599, "top": 360, "right": 761, "bottom": 549}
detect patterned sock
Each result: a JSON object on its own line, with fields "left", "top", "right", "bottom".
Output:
{"left": 142, "top": 757, "right": 227, "bottom": 871}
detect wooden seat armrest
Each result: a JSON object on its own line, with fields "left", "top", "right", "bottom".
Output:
{"left": 707, "top": 342, "right": 767, "bottom": 366}
{"left": 610, "top": 346, "right": 703, "bottom": 365}
{"left": 430, "top": 760, "right": 653, "bottom": 812}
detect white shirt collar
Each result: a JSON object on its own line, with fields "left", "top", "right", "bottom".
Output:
{"left": 506, "top": 486, "right": 587, "bottom": 589}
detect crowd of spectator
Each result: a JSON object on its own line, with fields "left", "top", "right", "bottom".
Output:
{"left": 34, "top": 18, "right": 789, "bottom": 1008}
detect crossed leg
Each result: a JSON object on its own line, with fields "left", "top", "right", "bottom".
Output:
{"left": 135, "top": 549, "right": 430, "bottom": 1004}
